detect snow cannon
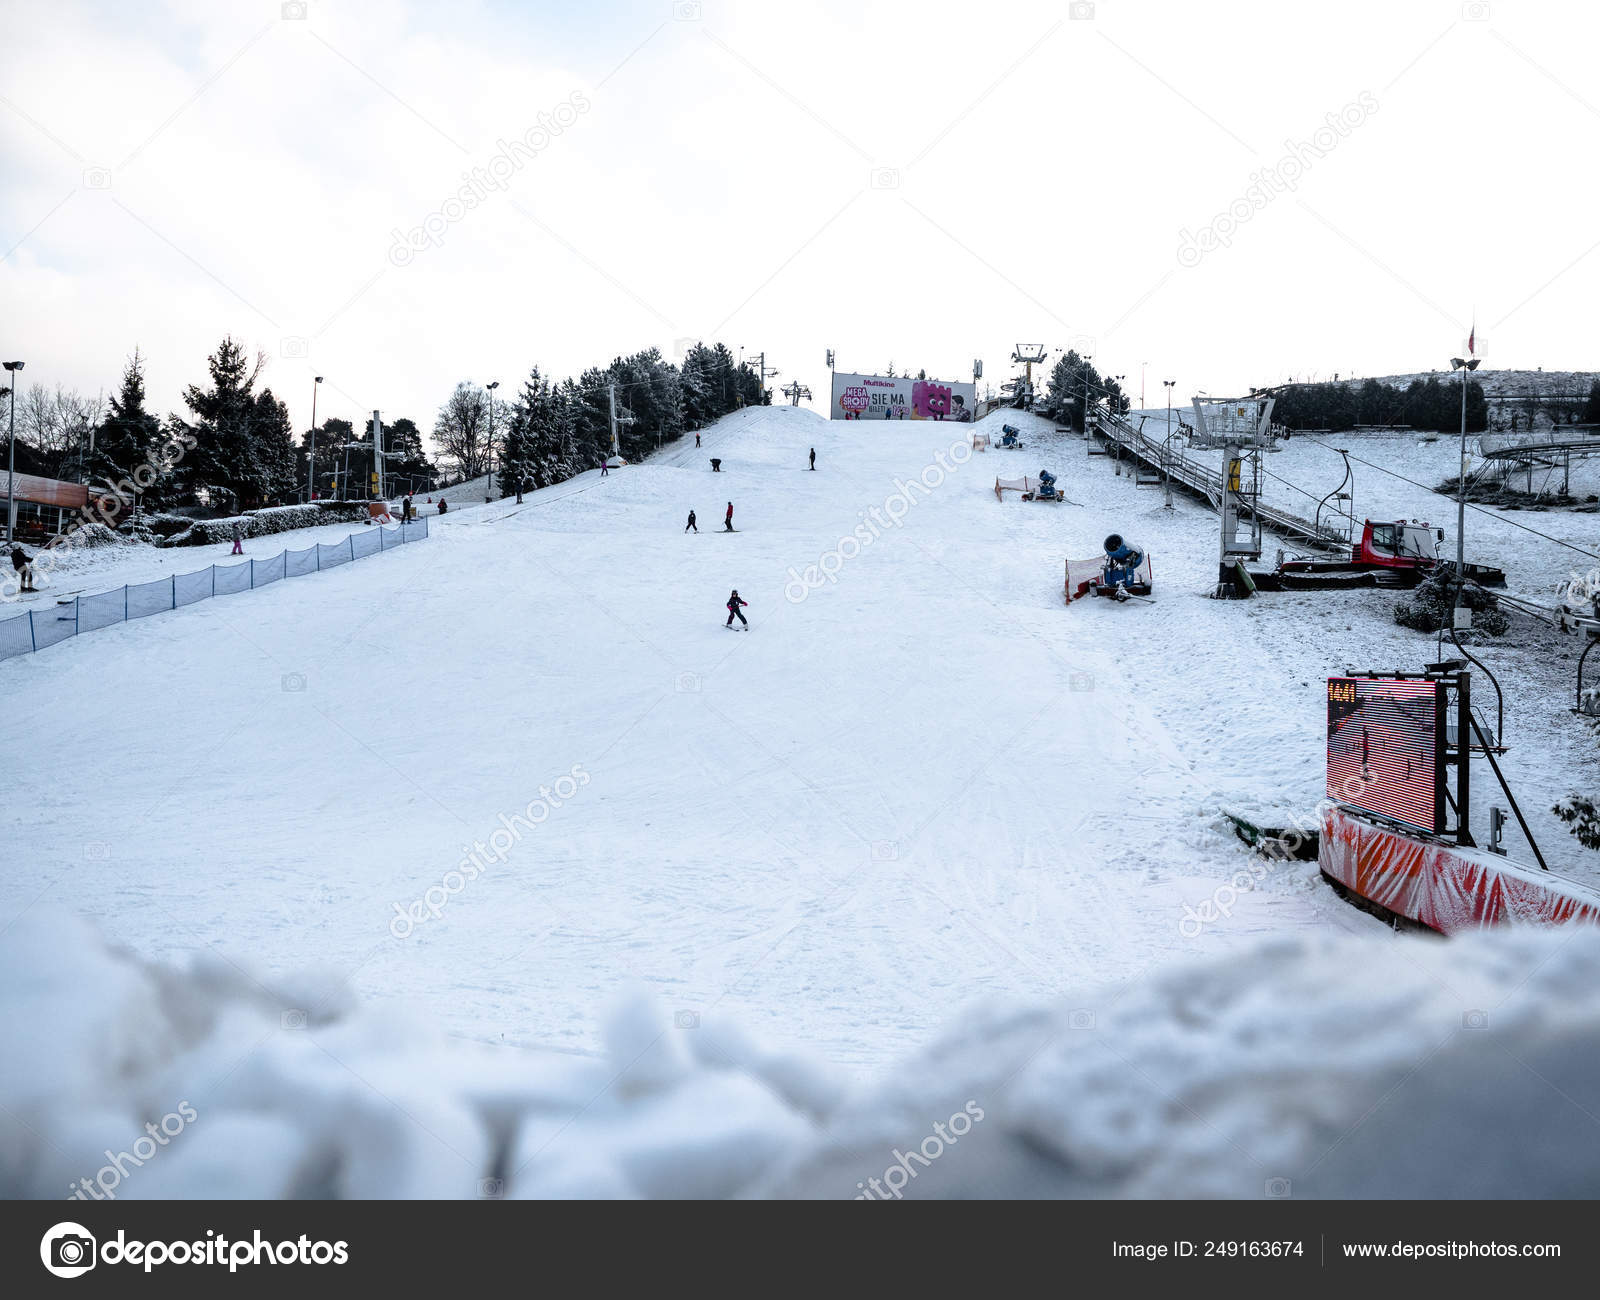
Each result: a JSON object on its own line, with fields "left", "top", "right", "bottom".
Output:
{"left": 1036, "top": 468, "right": 1060, "bottom": 502}
{"left": 1102, "top": 534, "right": 1146, "bottom": 599}
{"left": 999, "top": 424, "right": 1022, "bottom": 448}
{"left": 1063, "top": 533, "right": 1154, "bottom": 604}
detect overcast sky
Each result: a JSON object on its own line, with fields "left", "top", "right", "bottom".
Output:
{"left": 4, "top": 0, "right": 1596, "bottom": 442}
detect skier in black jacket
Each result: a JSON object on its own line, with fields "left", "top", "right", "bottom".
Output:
{"left": 725, "top": 589, "right": 748, "bottom": 628}
{"left": 10, "top": 544, "right": 35, "bottom": 592}
{"left": 685, "top": 510, "right": 697, "bottom": 533}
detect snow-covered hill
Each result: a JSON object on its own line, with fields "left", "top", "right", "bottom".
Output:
{"left": 5, "top": 401, "right": 1600, "bottom": 1196}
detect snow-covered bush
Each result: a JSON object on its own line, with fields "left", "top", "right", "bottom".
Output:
{"left": 59, "top": 521, "right": 126, "bottom": 549}
{"left": 159, "top": 502, "right": 368, "bottom": 546}
{"left": 1394, "top": 567, "right": 1509, "bottom": 636}
{"left": 1554, "top": 795, "right": 1600, "bottom": 851}
{"left": 157, "top": 515, "right": 252, "bottom": 547}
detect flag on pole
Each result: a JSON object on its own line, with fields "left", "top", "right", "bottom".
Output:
{"left": 1468, "top": 323, "right": 1476, "bottom": 356}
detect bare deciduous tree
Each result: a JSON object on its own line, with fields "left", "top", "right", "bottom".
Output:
{"left": 433, "top": 382, "right": 491, "bottom": 480}
{"left": 19, "top": 383, "right": 106, "bottom": 478}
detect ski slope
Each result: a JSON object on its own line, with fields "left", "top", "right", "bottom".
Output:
{"left": 10, "top": 401, "right": 1593, "bottom": 1077}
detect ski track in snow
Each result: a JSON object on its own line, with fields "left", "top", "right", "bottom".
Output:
{"left": 3, "top": 403, "right": 1597, "bottom": 1076}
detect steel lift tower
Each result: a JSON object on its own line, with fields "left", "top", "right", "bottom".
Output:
{"left": 1191, "top": 394, "right": 1276, "bottom": 598}
{"left": 1010, "top": 344, "right": 1048, "bottom": 408}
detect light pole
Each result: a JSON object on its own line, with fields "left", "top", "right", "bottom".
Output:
{"left": 4, "top": 360, "right": 24, "bottom": 543}
{"left": 1163, "top": 379, "right": 1177, "bottom": 510}
{"left": 485, "top": 381, "right": 499, "bottom": 502}
{"left": 1081, "top": 354, "right": 1094, "bottom": 440}
{"left": 1449, "top": 352, "right": 1481, "bottom": 594}
{"left": 308, "top": 375, "right": 323, "bottom": 502}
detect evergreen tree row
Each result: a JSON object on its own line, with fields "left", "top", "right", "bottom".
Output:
{"left": 1269, "top": 376, "right": 1488, "bottom": 434}
{"left": 422, "top": 343, "right": 764, "bottom": 499}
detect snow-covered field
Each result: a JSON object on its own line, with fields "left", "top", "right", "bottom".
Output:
{"left": 5, "top": 401, "right": 1600, "bottom": 1197}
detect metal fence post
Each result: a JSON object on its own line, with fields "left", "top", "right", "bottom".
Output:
{"left": 125, "top": 586, "right": 129, "bottom": 621}
{"left": 250, "top": 559, "right": 256, "bottom": 589}
{"left": 29, "top": 609, "right": 36, "bottom": 652}
{"left": 73, "top": 598, "right": 79, "bottom": 635}
{"left": 171, "top": 574, "right": 176, "bottom": 610}
{"left": 212, "top": 565, "right": 216, "bottom": 597}
{"left": 349, "top": 535, "right": 355, "bottom": 561}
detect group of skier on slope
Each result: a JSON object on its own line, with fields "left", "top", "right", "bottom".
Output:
{"left": 691, "top": 444, "right": 817, "bottom": 630}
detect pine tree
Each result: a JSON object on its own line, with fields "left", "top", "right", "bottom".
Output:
{"left": 87, "top": 349, "right": 167, "bottom": 512}
{"left": 176, "top": 336, "right": 280, "bottom": 510}
{"left": 386, "top": 418, "right": 436, "bottom": 494}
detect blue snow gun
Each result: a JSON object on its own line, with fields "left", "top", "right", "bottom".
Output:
{"left": 999, "top": 424, "right": 1021, "bottom": 447}
{"left": 1102, "top": 533, "right": 1145, "bottom": 588}
{"left": 1036, "top": 468, "right": 1058, "bottom": 500}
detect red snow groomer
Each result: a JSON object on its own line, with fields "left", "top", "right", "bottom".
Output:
{"left": 1065, "top": 534, "right": 1153, "bottom": 604}
{"left": 1255, "top": 519, "right": 1506, "bottom": 591}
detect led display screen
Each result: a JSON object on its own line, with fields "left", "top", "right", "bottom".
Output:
{"left": 1327, "top": 676, "right": 1443, "bottom": 834}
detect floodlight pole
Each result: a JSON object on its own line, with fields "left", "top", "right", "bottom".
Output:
{"left": 1456, "top": 362, "right": 1468, "bottom": 578}
{"left": 3, "top": 360, "right": 23, "bottom": 542}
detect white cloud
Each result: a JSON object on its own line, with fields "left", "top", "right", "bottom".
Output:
{"left": 3, "top": 0, "right": 1597, "bottom": 444}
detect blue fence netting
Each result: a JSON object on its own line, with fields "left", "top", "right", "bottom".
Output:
{"left": 0, "top": 517, "right": 429, "bottom": 663}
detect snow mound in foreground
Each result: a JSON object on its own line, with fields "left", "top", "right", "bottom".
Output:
{"left": 5, "top": 908, "right": 1600, "bottom": 1199}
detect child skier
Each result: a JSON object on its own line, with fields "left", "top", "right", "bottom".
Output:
{"left": 685, "top": 510, "right": 697, "bottom": 533}
{"left": 724, "top": 502, "right": 734, "bottom": 532}
{"left": 230, "top": 520, "right": 244, "bottom": 555}
{"left": 725, "top": 589, "right": 748, "bottom": 629}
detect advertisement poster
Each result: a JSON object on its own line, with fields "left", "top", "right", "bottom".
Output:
{"left": 830, "top": 372, "right": 975, "bottom": 422}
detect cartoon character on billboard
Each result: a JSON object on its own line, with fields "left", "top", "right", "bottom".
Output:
{"left": 913, "top": 381, "right": 952, "bottom": 420}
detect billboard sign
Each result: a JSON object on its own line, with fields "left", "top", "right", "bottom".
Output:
{"left": 1326, "top": 676, "right": 1444, "bottom": 834}
{"left": 829, "top": 372, "right": 976, "bottom": 422}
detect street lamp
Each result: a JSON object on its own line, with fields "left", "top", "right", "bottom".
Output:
{"left": 485, "top": 381, "right": 500, "bottom": 503}
{"left": 1081, "top": 354, "right": 1094, "bottom": 441}
{"left": 1449, "top": 353, "right": 1482, "bottom": 597}
{"left": 4, "top": 360, "right": 24, "bottom": 543}
{"left": 1162, "top": 379, "right": 1177, "bottom": 510}
{"left": 308, "top": 376, "right": 323, "bottom": 502}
